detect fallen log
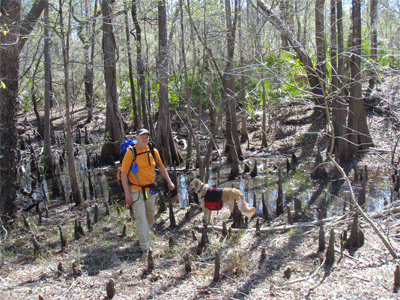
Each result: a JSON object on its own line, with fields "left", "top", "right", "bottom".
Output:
{"left": 196, "top": 215, "right": 347, "bottom": 233}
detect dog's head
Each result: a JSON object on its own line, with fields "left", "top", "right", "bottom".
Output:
{"left": 188, "top": 178, "right": 203, "bottom": 194}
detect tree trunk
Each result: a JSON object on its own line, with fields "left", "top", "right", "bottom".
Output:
{"left": 18, "top": 0, "right": 46, "bottom": 52}
{"left": 315, "top": 0, "right": 326, "bottom": 105}
{"left": 0, "top": 0, "right": 21, "bottom": 224}
{"left": 43, "top": 1, "right": 54, "bottom": 178}
{"left": 333, "top": 0, "right": 351, "bottom": 163}
{"left": 102, "top": 0, "right": 124, "bottom": 143}
{"left": 368, "top": 0, "right": 378, "bottom": 93}
{"left": 261, "top": 69, "right": 267, "bottom": 148}
{"left": 279, "top": 0, "right": 293, "bottom": 50}
{"left": 86, "top": 0, "right": 98, "bottom": 123}
{"left": 239, "top": 9, "right": 248, "bottom": 143}
{"left": 223, "top": 0, "right": 242, "bottom": 179}
{"left": 131, "top": 0, "right": 145, "bottom": 129}
{"left": 124, "top": 3, "right": 138, "bottom": 130}
{"left": 348, "top": 0, "right": 374, "bottom": 156}
{"left": 156, "top": 0, "right": 182, "bottom": 166}
{"left": 330, "top": 0, "right": 338, "bottom": 91}
{"left": 181, "top": 0, "right": 195, "bottom": 170}
{"left": 59, "top": 0, "right": 82, "bottom": 206}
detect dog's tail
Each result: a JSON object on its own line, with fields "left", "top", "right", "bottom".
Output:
{"left": 237, "top": 196, "right": 257, "bottom": 218}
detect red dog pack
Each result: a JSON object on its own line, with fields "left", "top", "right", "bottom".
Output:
{"left": 204, "top": 188, "right": 223, "bottom": 211}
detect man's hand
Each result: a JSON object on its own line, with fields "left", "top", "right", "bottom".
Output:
{"left": 168, "top": 181, "right": 175, "bottom": 191}
{"left": 125, "top": 192, "right": 133, "bottom": 206}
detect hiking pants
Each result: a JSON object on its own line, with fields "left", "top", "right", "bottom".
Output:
{"left": 130, "top": 189, "right": 156, "bottom": 251}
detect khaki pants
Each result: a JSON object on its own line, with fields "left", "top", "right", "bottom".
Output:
{"left": 130, "top": 189, "right": 156, "bottom": 251}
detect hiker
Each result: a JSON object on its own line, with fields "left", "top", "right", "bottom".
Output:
{"left": 120, "top": 128, "right": 175, "bottom": 254}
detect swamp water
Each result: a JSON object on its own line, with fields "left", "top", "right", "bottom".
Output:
{"left": 18, "top": 145, "right": 393, "bottom": 221}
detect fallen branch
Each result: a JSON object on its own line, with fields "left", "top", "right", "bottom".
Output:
{"left": 196, "top": 215, "right": 347, "bottom": 233}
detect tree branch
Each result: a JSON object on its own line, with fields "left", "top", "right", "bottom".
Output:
{"left": 18, "top": 0, "right": 46, "bottom": 52}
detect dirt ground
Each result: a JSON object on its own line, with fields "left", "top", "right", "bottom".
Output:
{"left": 2, "top": 72, "right": 400, "bottom": 299}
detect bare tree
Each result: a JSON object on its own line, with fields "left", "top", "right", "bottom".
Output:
{"left": 59, "top": 0, "right": 82, "bottom": 205}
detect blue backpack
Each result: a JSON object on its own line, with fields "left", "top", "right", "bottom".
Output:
{"left": 116, "top": 139, "right": 158, "bottom": 181}
{"left": 120, "top": 139, "right": 137, "bottom": 160}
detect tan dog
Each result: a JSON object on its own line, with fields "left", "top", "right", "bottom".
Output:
{"left": 188, "top": 178, "right": 257, "bottom": 224}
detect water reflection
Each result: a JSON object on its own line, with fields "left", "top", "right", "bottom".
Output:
{"left": 17, "top": 145, "right": 394, "bottom": 222}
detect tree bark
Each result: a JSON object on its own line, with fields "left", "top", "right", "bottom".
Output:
{"left": 43, "top": 1, "right": 54, "bottom": 178}
{"left": 315, "top": 0, "right": 326, "bottom": 82}
{"left": 348, "top": 0, "right": 374, "bottom": 155}
{"left": 124, "top": 2, "right": 138, "bottom": 130}
{"left": 368, "top": 0, "right": 378, "bottom": 93}
{"left": 131, "top": 0, "right": 145, "bottom": 129}
{"left": 224, "top": 0, "right": 242, "bottom": 179}
{"left": 156, "top": 0, "right": 182, "bottom": 166}
{"left": 238, "top": 8, "right": 248, "bottom": 143}
{"left": 0, "top": 0, "right": 21, "bottom": 224}
{"left": 333, "top": 0, "right": 351, "bottom": 163}
{"left": 102, "top": 0, "right": 124, "bottom": 143}
{"left": 18, "top": 0, "right": 46, "bottom": 52}
{"left": 59, "top": 0, "right": 82, "bottom": 206}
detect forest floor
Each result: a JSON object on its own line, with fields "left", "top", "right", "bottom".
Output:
{"left": 2, "top": 71, "right": 400, "bottom": 299}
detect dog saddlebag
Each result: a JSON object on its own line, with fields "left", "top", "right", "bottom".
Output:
{"left": 204, "top": 188, "right": 223, "bottom": 211}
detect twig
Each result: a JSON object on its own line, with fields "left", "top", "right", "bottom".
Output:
{"left": 346, "top": 274, "right": 371, "bottom": 282}
{"left": 287, "top": 257, "right": 326, "bottom": 284}
{"left": 63, "top": 278, "right": 75, "bottom": 296}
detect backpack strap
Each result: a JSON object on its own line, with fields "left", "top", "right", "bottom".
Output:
{"left": 131, "top": 143, "right": 160, "bottom": 167}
